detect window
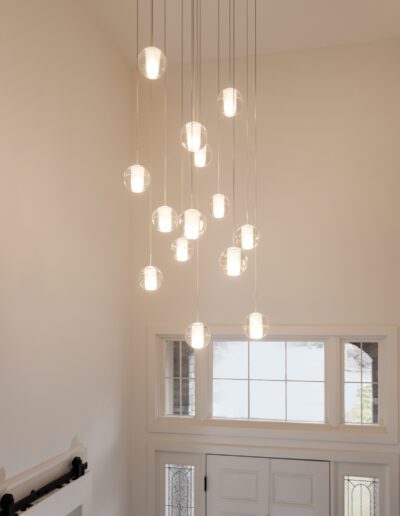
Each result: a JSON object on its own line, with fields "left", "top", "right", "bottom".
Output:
{"left": 165, "top": 464, "right": 195, "bottom": 516}
{"left": 344, "top": 342, "right": 378, "bottom": 424}
{"left": 344, "top": 476, "right": 379, "bottom": 515}
{"left": 212, "top": 340, "right": 325, "bottom": 423}
{"left": 165, "top": 340, "right": 195, "bottom": 416}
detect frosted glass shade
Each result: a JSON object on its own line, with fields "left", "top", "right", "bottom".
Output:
{"left": 178, "top": 209, "right": 207, "bottom": 240}
{"left": 138, "top": 265, "right": 163, "bottom": 291}
{"left": 210, "top": 193, "right": 230, "bottom": 219}
{"left": 193, "top": 145, "right": 212, "bottom": 168}
{"left": 243, "top": 312, "right": 270, "bottom": 340}
{"left": 186, "top": 321, "right": 211, "bottom": 349}
{"left": 152, "top": 205, "right": 178, "bottom": 233}
{"left": 234, "top": 224, "right": 260, "bottom": 250}
{"left": 171, "top": 237, "right": 193, "bottom": 262}
{"left": 218, "top": 87, "right": 242, "bottom": 118}
{"left": 180, "top": 121, "right": 207, "bottom": 152}
{"left": 123, "top": 164, "right": 150, "bottom": 193}
{"left": 219, "top": 246, "right": 247, "bottom": 276}
{"left": 138, "top": 46, "right": 167, "bottom": 80}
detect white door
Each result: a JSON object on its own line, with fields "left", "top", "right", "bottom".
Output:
{"left": 207, "top": 455, "right": 329, "bottom": 516}
{"left": 269, "top": 459, "right": 329, "bottom": 516}
{"left": 207, "top": 455, "right": 269, "bottom": 515}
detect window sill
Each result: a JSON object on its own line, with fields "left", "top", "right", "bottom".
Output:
{"left": 148, "top": 416, "right": 392, "bottom": 445}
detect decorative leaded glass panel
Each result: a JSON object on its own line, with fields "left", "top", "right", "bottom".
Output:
{"left": 344, "top": 476, "right": 379, "bottom": 516}
{"left": 165, "top": 464, "right": 195, "bottom": 516}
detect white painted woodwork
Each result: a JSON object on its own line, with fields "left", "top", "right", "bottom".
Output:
{"left": 207, "top": 455, "right": 269, "bottom": 516}
{"left": 269, "top": 459, "right": 329, "bottom": 515}
{"left": 207, "top": 455, "right": 329, "bottom": 516}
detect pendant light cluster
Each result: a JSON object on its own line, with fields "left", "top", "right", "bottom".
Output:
{"left": 125, "top": 0, "right": 269, "bottom": 349}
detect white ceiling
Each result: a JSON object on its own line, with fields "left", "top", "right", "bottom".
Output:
{"left": 83, "top": 0, "right": 400, "bottom": 65}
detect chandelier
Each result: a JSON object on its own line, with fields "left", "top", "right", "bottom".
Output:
{"left": 125, "top": 0, "right": 270, "bottom": 348}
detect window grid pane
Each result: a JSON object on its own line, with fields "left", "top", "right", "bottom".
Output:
{"left": 165, "top": 341, "right": 195, "bottom": 417}
{"left": 344, "top": 342, "right": 378, "bottom": 425}
{"left": 212, "top": 340, "right": 325, "bottom": 423}
{"left": 165, "top": 464, "right": 195, "bottom": 516}
{"left": 344, "top": 476, "right": 379, "bottom": 516}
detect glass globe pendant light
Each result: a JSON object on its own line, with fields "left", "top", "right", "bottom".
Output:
{"left": 218, "top": 87, "right": 243, "bottom": 118}
{"left": 152, "top": 205, "right": 178, "bottom": 233}
{"left": 178, "top": 208, "right": 207, "bottom": 240}
{"left": 186, "top": 321, "right": 211, "bottom": 349}
{"left": 193, "top": 144, "right": 212, "bottom": 168}
{"left": 123, "top": 164, "right": 151, "bottom": 193}
{"left": 138, "top": 265, "right": 163, "bottom": 291}
{"left": 180, "top": 121, "right": 207, "bottom": 153}
{"left": 210, "top": 193, "right": 230, "bottom": 219}
{"left": 244, "top": 312, "right": 269, "bottom": 340}
{"left": 234, "top": 224, "right": 260, "bottom": 250}
{"left": 138, "top": 46, "right": 167, "bottom": 80}
{"left": 171, "top": 237, "right": 193, "bottom": 262}
{"left": 220, "top": 246, "right": 247, "bottom": 277}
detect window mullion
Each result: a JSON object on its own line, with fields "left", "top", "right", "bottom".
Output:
{"left": 325, "top": 336, "right": 340, "bottom": 426}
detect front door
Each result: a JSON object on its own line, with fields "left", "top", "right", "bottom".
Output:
{"left": 206, "top": 455, "right": 329, "bottom": 516}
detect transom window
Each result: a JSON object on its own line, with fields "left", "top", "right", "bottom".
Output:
{"left": 212, "top": 340, "right": 325, "bottom": 423}
{"left": 344, "top": 342, "right": 378, "bottom": 424}
{"left": 165, "top": 340, "right": 195, "bottom": 416}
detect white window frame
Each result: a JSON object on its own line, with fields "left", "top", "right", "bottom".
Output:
{"left": 155, "top": 451, "right": 205, "bottom": 516}
{"left": 147, "top": 325, "right": 398, "bottom": 445}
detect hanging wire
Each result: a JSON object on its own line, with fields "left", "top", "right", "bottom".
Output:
{"left": 217, "top": 0, "right": 221, "bottom": 192}
{"left": 149, "top": 84, "right": 153, "bottom": 264}
{"left": 253, "top": 0, "right": 258, "bottom": 310}
{"left": 136, "top": 0, "right": 140, "bottom": 162}
{"left": 180, "top": 0, "right": 185, "bottom": 212}
{"left": 163, "top": 0, "right": 167, "bottom": 204}
{"left": 150, "top": 0, "right": 154, "bottom": 45}
{"left": 245, "top": 0, "right": 250, "bottom": 223}
{"left": 196, "top": 240, "right": 199, "bottom": 320}
{"left": 231, "top": 0, "right": 236, "bottom": 233}
{"left": 190, "top": 0, "right": 195, "bottom": 121}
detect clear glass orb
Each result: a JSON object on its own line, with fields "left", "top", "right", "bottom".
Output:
{"left": 193, "top": 144, "right": 212, "bottom": 168}
{"left": 178, "top": 208, "right": 207, "bottom": 240}
{"left": 218, "top": 87, "right": 243, "bottom": 118}
{"left": 138, "top": 265, "right": 163, "bottom": 291}
{"left": 152, "top": 205, "right": 178, "bottom": 233}
{"left": 234, "top": 224, "right": 260, "bottom": 250}
{"left": 219, "top": 246, "right": 248, "bottom": 277}
{"left": 123, "top": 164, "right": 151, "bottom": 193}
{"left": 185, "top": 321, "right": 211, "bottom": 350}
{"left": 210, "top": 193, "right": 230, "bottom": 219}
{"left": 243, "top": 312, "right": 270, "bottom": 340}
{"left": 180, "top": 121, "right": 207, "bottom": 152}
{"left": 171, "top": 237, "right": 193, "bottom": 262}
{"left": 138, "top": 46, "right": 167, "bottom": 80}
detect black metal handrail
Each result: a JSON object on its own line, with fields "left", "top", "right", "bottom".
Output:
{"left": 0, "top": 457, "right": 88, "bottom": 516}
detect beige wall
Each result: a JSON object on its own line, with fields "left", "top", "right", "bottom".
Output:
{"left": 0, "top": 1, "right": 135, "bottom": 514}
{"left": 131, "top": 40, "right": 400, "bottom": 513}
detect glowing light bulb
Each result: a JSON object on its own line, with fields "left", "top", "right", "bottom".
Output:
{"left": 220, "top": 246, "right": 247, "bottom": 277}
{"left": 181, "top": 122, "right": 207, "bottom": 152}
{"left": 139, "top": 265, "right": 163, "bottom": 291}
{"left": 123, "top": 164, "right": 150, "bottom": 193}
{"left": 218, "top": 87, "right": 242, "bottom": 118}
{"left": 186, "top": 321, "right": 211, "bottom": 349}
{"left": 152, "top": 205, "right": 177, "bottom": 233}
{"left": 244, "top": 312, "right": 270, "bottom": 340}
{"left": 193, "top": 145, "right": 212, "bottom": 168}
{"left": 138, "top": 46, "right": 167, "bottom": 80}
{"left": 179, "top": 209, "right": 206, "bottom": 240}
{"left": 235, "top": 224, "right": 260, "bottom": 250}
{"left": 171, "top": 237, "right": 193, "bottom": 262}
{"left": 210, "top": 193, "right": 229, "bottom": 219}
